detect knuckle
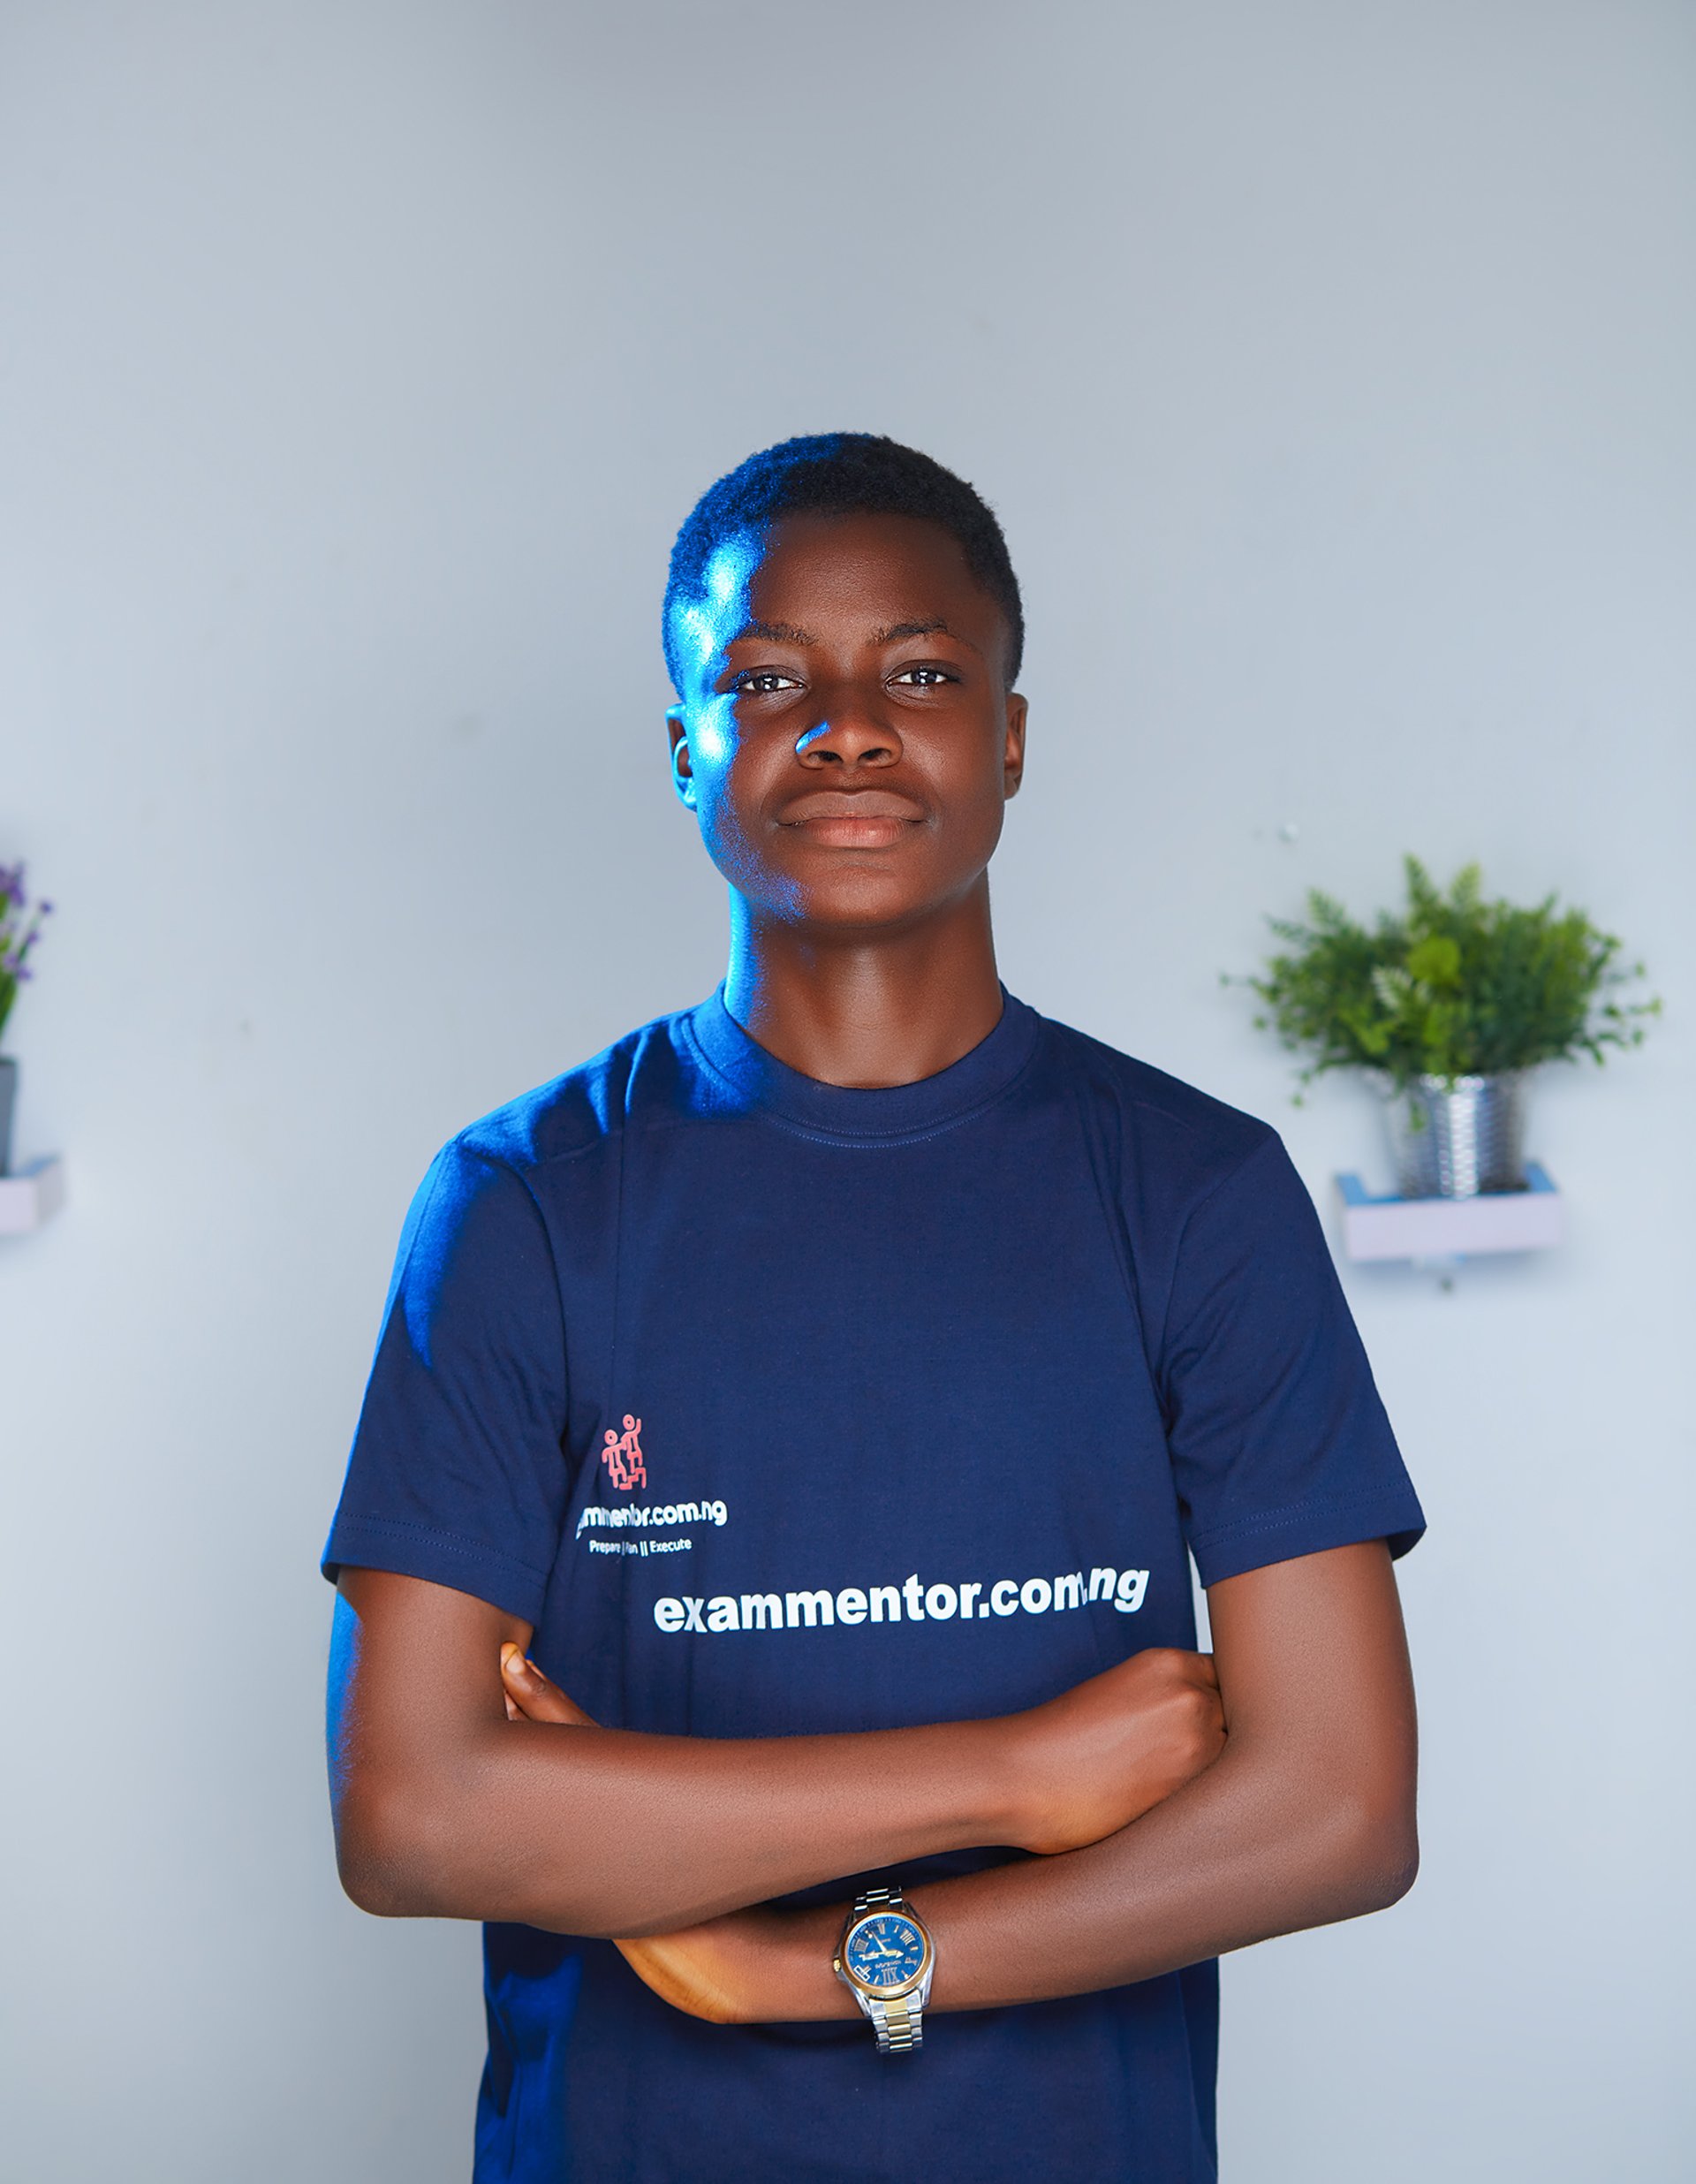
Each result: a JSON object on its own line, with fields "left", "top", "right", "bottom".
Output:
{"left": 1176, "top": 1689, "right": 1217, "bottom": 1751}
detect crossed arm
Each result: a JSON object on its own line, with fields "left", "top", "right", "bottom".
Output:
{"left": 329, "top": 1542, "right": 1416, "bottom": 2021}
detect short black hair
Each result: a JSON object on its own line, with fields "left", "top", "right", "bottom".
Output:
{"left": 663, "top": 432, "right": 1024, "bottom": 691}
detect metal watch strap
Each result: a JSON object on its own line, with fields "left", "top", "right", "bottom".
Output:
{"left": 867, "top": 1991, "right": 923, "bottom": 2056}
{"left": 851, "top": 1887, "right": 925, "bottom": 2055}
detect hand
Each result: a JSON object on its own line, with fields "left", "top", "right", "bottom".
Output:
{"left": 599, "top": 1900, "right": 829, "bottom": 2026}
{"left": 1007, "top": 1648, "right": 1225, "bottom": 1856}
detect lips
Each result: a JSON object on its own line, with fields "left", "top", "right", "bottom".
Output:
{"left": 776, "top": 790, "right": 928, "bottom": 850}
{"left": 779, "top": 789, "right": 928, "bottom": 825}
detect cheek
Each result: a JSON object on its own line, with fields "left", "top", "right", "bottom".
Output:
{"left": 694, "top": 739, "right": 761, "bottom": 834}
{"left": 916, "top": 713, "right": 1010, "bottom": 805}
{"left": 690, "top": 751, "right": 783, "bottom": 891}
{"left": 688, "top": 710, "right": 734, "bottom": 770}
{"left": 932, "top": 756, "right": 1010, "bottom": 857}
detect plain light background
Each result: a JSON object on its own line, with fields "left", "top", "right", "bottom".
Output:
{"left": 3, "top": 4, "right": 1692, "bottom": 2178}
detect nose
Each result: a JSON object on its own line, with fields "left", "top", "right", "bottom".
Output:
{"left": 793, "top": 701, "right": 900, "bottom": 769}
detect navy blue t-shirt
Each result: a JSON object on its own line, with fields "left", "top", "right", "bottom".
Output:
{"left": 324, "top": 990, "right": 1423, "bottom": 2184}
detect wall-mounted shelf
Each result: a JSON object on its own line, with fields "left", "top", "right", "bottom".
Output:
{"left": 1336, "top": 1162, "right": 1562, "bottom": 1265}
{"left": 0, "top": 1156, "right": 65, "bottom": 1236}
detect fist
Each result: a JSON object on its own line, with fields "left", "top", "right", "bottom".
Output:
{"left": 1009, "top": 1648, "right": 1225, "bottom": 1856}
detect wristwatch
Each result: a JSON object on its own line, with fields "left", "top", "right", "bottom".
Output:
{"left": 833, "top": 1885, "right": 935, "bottom": 2055}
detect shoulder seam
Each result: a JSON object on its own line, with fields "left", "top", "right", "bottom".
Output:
{"left": 450, "top": 1114, "right": 633, "bottom": 1179}
{"left": 1042, "top": 1019, "right": 1272, "bottom": 1149}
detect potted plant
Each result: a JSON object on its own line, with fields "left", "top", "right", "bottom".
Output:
{"left": 1246, "top": 857, "right": 1658, "bottom": 1197}
{"left": 0, "top": 861, "right": 51, "bottom": 1178}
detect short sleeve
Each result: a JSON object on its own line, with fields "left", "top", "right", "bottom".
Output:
{"left": 1158, "top": 1135, "right": 1425, "bottom": 1588}
{"left": 322, "top": 1140, "right": 572, "bottom": 1623}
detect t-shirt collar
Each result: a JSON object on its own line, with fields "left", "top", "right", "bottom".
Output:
{"left": 686, "top": 983, "right": 1041, "bottom": 1143}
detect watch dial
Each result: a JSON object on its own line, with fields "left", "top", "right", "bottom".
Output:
{"left": 844, "top": 1913, "right": 926, "bottom": 1990}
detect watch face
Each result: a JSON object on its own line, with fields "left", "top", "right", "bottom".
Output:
{"left": 844, "top": 1912, "right": 927, "bottom": 1993}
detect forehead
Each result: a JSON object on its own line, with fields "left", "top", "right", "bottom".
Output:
{"left": 742, "top": 511, "right": 983, "bottom": 617}
{"left": 672, "top": 511, "right": 1005, "bottom": 679}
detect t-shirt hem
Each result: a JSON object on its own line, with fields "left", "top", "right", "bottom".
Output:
{"left": 1188, "top": 1488, "right": 1427, "bottom": 1588}
{"left": 321, "top": 1513, "right": 550, "bottom": 1625}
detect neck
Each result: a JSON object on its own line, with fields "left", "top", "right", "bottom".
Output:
{"left": 722, "top": 881, "right": 1004, "bottom": 1088}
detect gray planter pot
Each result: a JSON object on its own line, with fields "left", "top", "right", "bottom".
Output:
{"left": 1374, "top": 1070, "right": 1530, "bottom": 1198}
{"left": 0, "top": 1054, "right": 15, "bottom": 1177}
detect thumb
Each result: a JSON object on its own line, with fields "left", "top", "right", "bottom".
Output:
{"left": 500, "top": 1642, "right": 596, "bottom": 1727}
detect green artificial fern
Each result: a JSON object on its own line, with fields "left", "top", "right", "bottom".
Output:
{"left": 1246, "top": 857, "right": 1658, "bottom": 1093}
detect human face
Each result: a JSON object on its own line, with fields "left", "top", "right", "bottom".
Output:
{"left": 666, "top": 512, "right": 1026, "bottom": 936}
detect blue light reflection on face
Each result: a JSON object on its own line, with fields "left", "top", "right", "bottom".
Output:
{"left": 666, "top": 525, "right": 811, "bottom": 926}
{"left": 706, "top": 542, "right": 746, "bottom": 606}
{"left": 669, "top": 532, "right": 763, "bottom": 699}
{"left": 688, "top": 703, "right": 731, "bottom": 769}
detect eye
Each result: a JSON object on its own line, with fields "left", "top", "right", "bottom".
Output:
{"left": 890, "top": 664, "right": 958, "bottom": 688}
{"left": 731, "top": 670, "right": 802, "bottom": 695}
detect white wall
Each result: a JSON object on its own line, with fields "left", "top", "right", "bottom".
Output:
{"left": 3, "top": 4, "right": 1692, "bottom": 2177}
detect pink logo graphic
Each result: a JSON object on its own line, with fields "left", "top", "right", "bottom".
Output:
{"left": 601, "top": 1414, "right": 647, "bottom": 1492}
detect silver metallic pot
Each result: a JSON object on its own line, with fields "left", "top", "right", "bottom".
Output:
{"left": 1374, "top": 1070, "right": 1530, "bottom": 1198}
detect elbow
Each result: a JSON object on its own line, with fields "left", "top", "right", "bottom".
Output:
{"left": 334, "top": 1774, "right": 468, "bottom": 1920}
{"left": 1352, "top": 1826, "right": 1419, "bottom": 1917}
{"left": 1332, "top": 1793, "right": 1420, "bottom": 1917}
{"left": 337, "top": 1841, "right": 426, "bottom": 1922}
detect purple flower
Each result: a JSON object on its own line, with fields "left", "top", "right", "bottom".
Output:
{"left": 0, "top": 861, "right": 51, "bottom": 996}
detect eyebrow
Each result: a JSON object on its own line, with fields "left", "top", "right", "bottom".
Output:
{"left": 730, "top": 615, "right": 955, "bottom": 649}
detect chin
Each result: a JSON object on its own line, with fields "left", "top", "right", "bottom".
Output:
{"left": 785, "top": 881, "right": 954, "bottom": 935}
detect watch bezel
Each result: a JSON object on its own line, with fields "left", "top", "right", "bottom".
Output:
{"left": 835, "top": 1907, "right": 934, "bottom": 2004}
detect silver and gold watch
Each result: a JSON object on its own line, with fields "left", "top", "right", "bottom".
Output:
{"left": 833, "top": 1885, "right": 935, "bottom": 2055}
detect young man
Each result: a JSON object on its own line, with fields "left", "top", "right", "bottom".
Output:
{"left": 324, "top": 434, "right": 1424, "bottom": 2183}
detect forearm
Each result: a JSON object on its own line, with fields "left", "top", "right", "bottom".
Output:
{"left": 715, "top": 1734, "right": 1416, "bottom": 2024}
{"left": 333, "top": 1570, "right": 1223, "bottom": 1938}
{"left": 344, "top": 1711, "right": 1016, "bottom": 1936}
{"left": 923, "top": 1733, "right": 1417, "bottom": 2008}
{"left": 667, "top": 1543, "right": 1420, "bottom": 2024}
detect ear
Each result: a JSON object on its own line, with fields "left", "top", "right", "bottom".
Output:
{"left": 666, "top": 705, "right": 697, "bottom": 810}
{"left": 1002, "top": 693, "right": 1028, "bottom": 800}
